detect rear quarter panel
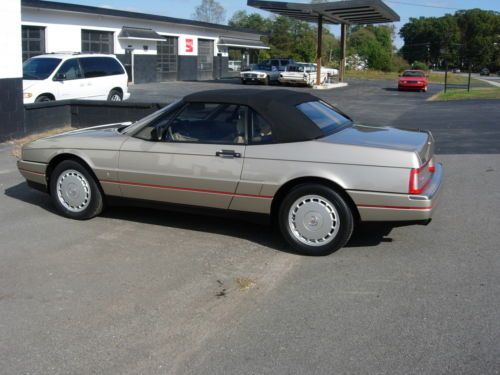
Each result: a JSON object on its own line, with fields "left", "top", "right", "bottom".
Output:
{"left": 232, "top": 140, "right": 413, "bottom": 214}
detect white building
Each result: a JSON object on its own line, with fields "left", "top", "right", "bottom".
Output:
{"left": 20, "top": 0, "right": 268, "bottom": 83}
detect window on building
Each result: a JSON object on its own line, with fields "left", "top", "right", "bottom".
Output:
{"left": 79, "top": 57, "right": 124, "bottom": 78}
{"left": 197, "top": 39, "right": 214, "bottom": 72}
{"left": 157, "top": 36, "right": 178, "bottom": 81}
{"left": 22, "top": 26, "right": 46, "bottom": 61}
{"left": 81, "top": 29, "right": 114, "bottom": 54}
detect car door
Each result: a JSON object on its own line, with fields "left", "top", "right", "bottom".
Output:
{"left": 79, "top": 57, "right": 108, "bottom": 99}
{"left": 52, "top": 58, "right": 87, "bottom": 100}
{"left": 118, "top": 102, "right": 247, "bottom": 209}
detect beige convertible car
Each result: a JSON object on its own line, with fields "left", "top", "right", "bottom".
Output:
{"left": 17, "top": 89, "right": 443, "bottom": 255}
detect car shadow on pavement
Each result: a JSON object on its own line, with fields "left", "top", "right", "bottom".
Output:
{"left": 5, "top": 181, "right": 397, "bottom": 254}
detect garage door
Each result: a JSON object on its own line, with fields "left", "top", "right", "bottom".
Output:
{"left": 157, "top": 36, "right": 178, "bottom": 81}
{"left": 197, "top": 39, "right": 214, "bottom": 80}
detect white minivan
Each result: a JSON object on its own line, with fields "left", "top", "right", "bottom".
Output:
{"left": 22, "top": 53, "right": 130, "bottom": 104}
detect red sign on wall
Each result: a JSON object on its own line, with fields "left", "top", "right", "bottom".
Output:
{"left": 185, "top": 39, "right": 193, "bottom": 53}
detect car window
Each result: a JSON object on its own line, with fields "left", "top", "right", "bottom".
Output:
{"left": 79, "top": 57, "right": 124, "bottom": 78}
{"left": 23, "top": 58, "right": 61, "bottom": 80}
{"left": 134, "top": 108, "right": 179, "bottom": 141}
{"left": 255, "top": 64, "right": 272, "bottom": 71}
{"left": 56, "top": 58, "right": 83, "bottom": 80}
{"left": 250, "top": 111, "right": 274, "bottom": 144}
{"left": 166, "top": 103, "right": 247, "bottom": 145}
{"left": 297, "top": 101, "right": 352, "bottom": 135}
{"left": 402, "top": 71, "right": 425, "bottom": 77}
{"left": 270, "top": 60, "right": 279, "bottom": 66}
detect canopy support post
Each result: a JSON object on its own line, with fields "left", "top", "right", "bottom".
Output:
{"left": 316, "top": 14, "right": 323, "bottom": 86}
{"left": 339, "top": 23, "right": 347, "bottom": 82}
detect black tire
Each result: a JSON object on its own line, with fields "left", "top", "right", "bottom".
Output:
{"left": 278, "top": 184, "right": 354, "bottom": 256}
{"left": 49, "top": 160, "right": 104, "bottom": 220}
{"left": 241, "top": 79, "right": 247, "bottom": 85}
{"left": 107, "top": 89, "right": 123, "bottom": 101}
{"left": 263, "top": 76, "right": 270, "bottom": 85}
{"left": 35, "top": 95, "right": 53, "bottom": 103}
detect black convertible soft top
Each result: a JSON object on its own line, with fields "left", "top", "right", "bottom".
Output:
{"left": 183, "top": 89, "right": 325, "bottom": 143}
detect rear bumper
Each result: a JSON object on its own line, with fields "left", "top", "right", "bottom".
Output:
{"left": 349, "top": 163, "right": 443, "bottom": 222}
{"left": 123, "top": 92, "right": 131, "bottom": 101}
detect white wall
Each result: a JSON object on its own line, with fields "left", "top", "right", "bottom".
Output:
{"left": 0, "top": 0, "right": 22, "bottom": 79}
{"left": 21, "top": 7, "right": 262, "bottom": 57}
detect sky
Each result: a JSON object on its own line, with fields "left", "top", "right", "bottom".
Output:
{"left": 50, "top": 0, "right": 500, "bottom": 48}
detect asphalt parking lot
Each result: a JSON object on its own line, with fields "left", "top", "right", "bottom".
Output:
{"left": 1, "top": 80, "right": 499, "bottom": 374}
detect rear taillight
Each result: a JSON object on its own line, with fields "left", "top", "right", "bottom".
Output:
{"left": 409, "top": 158, "right": 434, "bottom": 194}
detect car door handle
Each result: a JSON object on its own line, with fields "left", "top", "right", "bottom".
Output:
{"left": 216, "top": 150, "right": 241, "bottom": 158}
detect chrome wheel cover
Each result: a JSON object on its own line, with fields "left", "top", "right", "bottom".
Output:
{"left": 56, "top": 169, "right": 91, "bottom": 213}
{"left": 288, "top": 195, "right": 339, "bottom": 246}
{"left": 110, "top": 94, "right": 122, "bottom": 101}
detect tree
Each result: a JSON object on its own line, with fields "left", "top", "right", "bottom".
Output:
{"left": 456, "top": 9, "right": 500, "bottom": 69}
{"left": 192, "top": 0, "right": 226, "bottom": 24}
{"left": 228, "top": 11, "right": 272, "bottom": 33}
{"left": 399, "top": 9, "right": 500, "bottom": 70}
{"left": 348, "top": 25, "right": 394, "bottom": 71}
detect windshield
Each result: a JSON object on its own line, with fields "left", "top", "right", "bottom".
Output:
{"left": 296, "top": 101, "right": 352, "bottom": 136}
{"left": 254, "top": 64, "right": 273, "bottom": 71}
{"left": 23, "top": 58, "right": 62, "bottom": 80}
{"left": 287, "top": 65, "right": 305, "bottom": 72}
{"left": 122, "top": 99, "right": 183, "bottom": 135}
{"left": 402, "top": 70, "right": 425, "bottom": 77}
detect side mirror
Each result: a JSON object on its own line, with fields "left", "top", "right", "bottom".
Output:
{"left": 54, "top": 72, "right": 66, "bottom": 81}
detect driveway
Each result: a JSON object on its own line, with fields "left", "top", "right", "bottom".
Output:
{"left": 1, "top": 80, "right": 499, "bottom": 374}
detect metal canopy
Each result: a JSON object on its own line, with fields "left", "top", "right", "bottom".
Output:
{"left": 117, "top": 27, "right": 164, "bottom": 41}
{"left": 247, "top": 0, "right": 399, "bottom": 25}
{"left": 218, "top": 37, "right": 270, "bottom": 49}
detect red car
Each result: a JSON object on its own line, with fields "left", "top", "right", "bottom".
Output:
{"left": 398, "top": 70, "right": 428, "bottom": 92}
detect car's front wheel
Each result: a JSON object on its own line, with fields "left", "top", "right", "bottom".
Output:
{"left": 35, "top": 95, "right": 53, "bottom": 103}
{"left": 278, "top": 184, "right": 354, "bottom": 256}
{"left": 50, "top": 160, "right": 104, "bottom": 220}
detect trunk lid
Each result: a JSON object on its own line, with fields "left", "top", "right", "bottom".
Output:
{"left": 324, "top": 124, "right": 434, "bottom": 165}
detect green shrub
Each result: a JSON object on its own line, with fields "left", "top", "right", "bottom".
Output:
{"left": 412, "top": 61, "right": 428, "bottom": 71}
{"left": 390, "top": 54, "right": 411, "bottom": 72}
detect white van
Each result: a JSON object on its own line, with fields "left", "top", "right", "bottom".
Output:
{"left": 22, "top": 53, "right": 130, "bottom": 104}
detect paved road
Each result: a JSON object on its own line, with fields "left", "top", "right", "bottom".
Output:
{"left": 1, "top": 81, "right": 499, "bottom": 374}
{"left": 130, "top": 78, "right": 500, "bottom": 154}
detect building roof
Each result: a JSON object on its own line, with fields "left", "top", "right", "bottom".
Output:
{"left": 184, "top": 89, "right": 328, "bottom": 143}
{"left": 218, "top": 37, "right": 269, "bottom": 49}
{"left": 21, "top": 0, "right": 266, "bottom": 36}
{"left": 247, "top": 0, "right": 400, "bottom": 25}
{"left": 117, "top": 27, "right": 165, "bottom": 41}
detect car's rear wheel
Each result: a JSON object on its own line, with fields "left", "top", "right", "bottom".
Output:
{"left": 278, "top": 184, "right": 354, "bottom": 256}
{"left": 50, "top": 160, "right": 104, "bottom": 220}
{"left": 35, "top": 95, "right": 53, "bottom": 103}
{"left": 107, "top": 89, "right": 122, "bottom": 101}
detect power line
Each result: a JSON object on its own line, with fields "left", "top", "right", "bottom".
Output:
{"left": 386, "top": 1, "right": 460, "bottom": 10}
